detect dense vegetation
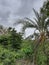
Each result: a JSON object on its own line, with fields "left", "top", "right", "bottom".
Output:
{"left": 0, "top": 0, "right": 49, "bottom": 65}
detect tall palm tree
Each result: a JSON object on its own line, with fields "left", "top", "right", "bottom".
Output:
{"left": 14, "top": 9, "right": 49, "bottom": 41}
{"left": 14, "top": 9, "right": 49, "bottom": 65}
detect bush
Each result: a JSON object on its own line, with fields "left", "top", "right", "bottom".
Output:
{"left": 0, "top": 46, "right": 16, "bottom": 65}
{"left": 0, "top": 28, "right": 22, "bottom": 51}
{"left": 20, "top": 40, "right": 34, "bottom": 61}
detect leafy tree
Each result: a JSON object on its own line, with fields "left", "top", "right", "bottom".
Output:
{"left": 40, "top": 0, "right": 49, "bottom": 17}
{"left": 40, "top": 0, "right": 49, "bottom": 39}
{"left": 0, "top": 35, "right": 8, "bottom": 46}
{"left": 0, "top": 27, "right": 23, "bottom": 65}
{"left": 0, "top": 27, "right": 22, "bottom": 51}
{"left": 8, "top": 28, "right": 22, "bottom": 50}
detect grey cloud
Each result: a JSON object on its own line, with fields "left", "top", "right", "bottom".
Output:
{"left": 0, "top": 0, "right": 45, "bottom": 27}
{"left": 0, "top": 0, "right": 21, "bottom": 26}
{"left": 16, "top": 0, "right": 34, "bottom": 16}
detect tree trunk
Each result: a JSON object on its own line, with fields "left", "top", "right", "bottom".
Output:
{"left": 33, "top": 51, "right": 37, "bottom": 65}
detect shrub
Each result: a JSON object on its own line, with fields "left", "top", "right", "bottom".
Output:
{"left": 0, "top": 46, "right": 16, "bottom": 65}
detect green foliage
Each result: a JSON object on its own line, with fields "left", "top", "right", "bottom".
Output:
{"left": 20, "top": 40, "right": 34, "bottom": 61}
{"left": 0, "top": 46, "right": 16, "bottom": 65}
{"left": 0, "top": 27, "right": 23, "bottom": 65}
{"left": 36, "top": 40, "right": 49, "bottom": 65}
{"left": 8, "top": 28, "right": 22, "bottom": 50}
{"left": 0, "top": 0, "right": 49, "bottom": 65}
{"left": 0, "top": 28, "right": 22, "bottom": 50}
{"left": 0, "top": 34, "right": 49, "bottom": 65}
{"left": 0, "top": 35, "right": 8, "bottom": 46}
{"left": 40, "top": 0, "right": 49, "bottom": 17}
{"left": 36, "top": 45, "right": 47, "bottom": 65}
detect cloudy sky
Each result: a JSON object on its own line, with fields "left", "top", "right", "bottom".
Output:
{"left": 0, "top": 0, "right": 46, "bottom": 26}
{"left": 0, "top": 0, "right": 46, "bottom": 37}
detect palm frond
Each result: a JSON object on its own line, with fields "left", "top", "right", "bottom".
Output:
{"left": 21, "top": 22, "right": 37, "bottom": 33}
{"left": 40, "top": 13, "right": 47, "bottom": 30}
{"left": 14, "top": 18, "right": 38, "bottom": 33}
{"left": 33, "top": 18, "right": 41, "bottom": 31}
{"left": 25, "top": 17, "right": 37, "bottom": 25}
{"left": 33, "top": 9, "right": 42, "bottom": 30}
{"left": 33, "top": 8, "right": 40, "bottom": 21}
{"left": 45, "top": 19, "right": 49, "bottom": 29}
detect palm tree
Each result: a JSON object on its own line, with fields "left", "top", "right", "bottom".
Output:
{"left": 14, "top": 9, "right": 49, "bottom": 41}
{"left": 14, "top": 9, "right": 49, "bottom": 65}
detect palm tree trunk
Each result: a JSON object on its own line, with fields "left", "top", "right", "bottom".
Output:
{"left": 33, "top": 40, "right": 40, "bottom": 65}
{"left": 33, "top": 32, "right": 46, "bottom": 65}
{"left": 33, "top": 50, "right": 37, "bottom": 65}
